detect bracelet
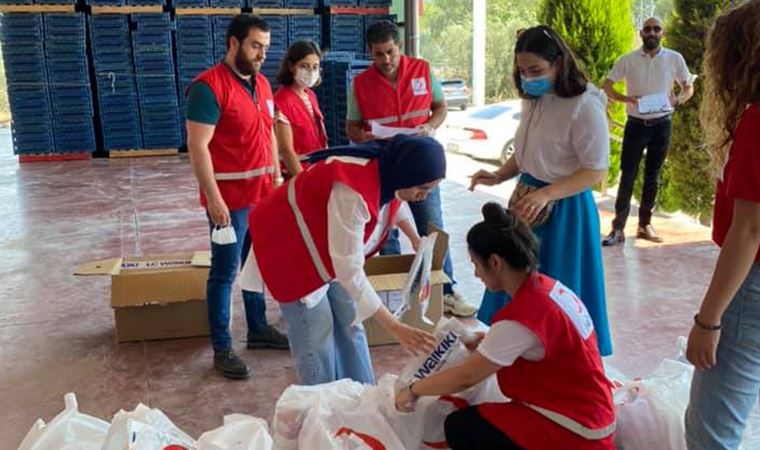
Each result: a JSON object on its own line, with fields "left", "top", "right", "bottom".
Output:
{"left": 694, "top": 313, "right": 721, "bottom": 331}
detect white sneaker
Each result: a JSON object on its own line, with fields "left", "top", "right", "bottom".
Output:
{"left": 443, "top": 291, "right": 478, "bottom": 317}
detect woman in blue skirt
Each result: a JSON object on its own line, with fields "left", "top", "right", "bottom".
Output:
{"left": 469, "top": 25, "right": 612, "bottom": 356}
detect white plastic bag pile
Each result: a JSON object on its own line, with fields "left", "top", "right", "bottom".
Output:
{"left": 272, "top": 317, "right": 506, "bottom": 450}
{"left": 611, "top": 338, "right": 760, "bottom": 450}
{"left": 18, "top": 394, "right": 273, "bottom": 450}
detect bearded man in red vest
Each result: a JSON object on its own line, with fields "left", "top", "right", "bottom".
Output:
{"left": 187, "top": 15, "right": 288, "bottom": 380}
{"left": 345, "top": 20, "right": 477, "bottom": 318}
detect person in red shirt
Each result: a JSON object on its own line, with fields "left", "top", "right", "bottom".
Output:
{"left": 684, "top": 2, "right": 760, "bottom": 449}
{"left": 395, "top": 203, "right": 615, "bottom": 450}
{"left": 187, "top": 15, "right": 288, "bottom": 380}
{"left": 273, "top": 40, "right": 327, "bottom": 177}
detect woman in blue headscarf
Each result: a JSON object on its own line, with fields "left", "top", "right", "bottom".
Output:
{"left": 240, "top": 135, "right": 444, "bottom": 385}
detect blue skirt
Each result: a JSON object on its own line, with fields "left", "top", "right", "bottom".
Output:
{"left": 476, "top": 173, "right": 613, "bottom": 356}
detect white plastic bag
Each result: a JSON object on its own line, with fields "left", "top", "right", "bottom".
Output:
{"left": 397, "top": 232, "right": 438, "bottom": 323}
{"left": 272, "top": 379, "right": 367, "bottom": 450}
{"left": 17, "top": 393, "right": 110, "bottom": 450}
{"left": 211, "top": 225, "right": 237, "bottom": 245}
{"left": 101, "top": 403, "right": 196, "bottom": 450}
{"left": 197, "top": 414, "right": 273, "bottom": 450}
{"left": 299, "top": 391, "right": 404, "bottom": 450}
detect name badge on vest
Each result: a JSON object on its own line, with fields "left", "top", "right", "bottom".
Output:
{"left": 411, "top": 77, "right": 428, "bottom": 96}
{"left": 266, "top": 99, "right": 275, "bottom": 117}
{"left": 549, "top": 281, "right": 594, "bottom": 339}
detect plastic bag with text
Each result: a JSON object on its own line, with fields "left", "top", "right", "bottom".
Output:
{"left": 100, "top": 403, "right": 196, "bottom": 450}
{"left": 197, "top": 414, "right": 273, "bottom": 450}
{"left": 17, "top": 393, "right": 110, "bottom": 450}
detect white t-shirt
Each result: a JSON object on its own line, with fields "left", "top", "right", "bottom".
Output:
{"left": 477, "top": 320, "right": 545, "bottom": 366}
{"left": 514, "top": 84, "right": 610, "bottom": 184}
{"left": 607, "top": 47, "right": 694, "bottom": 119}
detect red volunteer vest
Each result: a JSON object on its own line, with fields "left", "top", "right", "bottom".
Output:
{"left": 248, "top": 158, "right": 402, "bottom": 302}
{"left": 192, "top": 64, "right": 275, "bottom": 210}
{"left": 353, "top": 55, "right": 433, "bottom": 132}
{"left": 273, "top": 86, "right": 328, "bottom": 174}
{"left": 479, "top": 274, "right": 616, "bottom": 450}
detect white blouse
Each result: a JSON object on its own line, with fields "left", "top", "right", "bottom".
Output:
{"left": 514, "top": 84, "right": 610, "bottom": 183}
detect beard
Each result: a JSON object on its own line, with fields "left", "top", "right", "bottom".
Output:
{"left": 643, "top": 36, "right": 661, "bottom": 50}
{"left": 234, "top": 48, "right": 259, "bottom": 76}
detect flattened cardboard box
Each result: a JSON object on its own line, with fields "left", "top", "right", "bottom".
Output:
{"left": 363, "top": 227, "right": 450, "bottom": 346}
{"left": 75, "top": 252, "right": 211, "bottom": 342}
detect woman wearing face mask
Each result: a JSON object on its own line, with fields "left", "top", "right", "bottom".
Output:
{"left": 274, "top": 40, "right": 327, "bottom": 177}
{"left": 240, "top": 135, "right": 442, "bottom": 385}
{"left": 469, "top": 25, "right": 613, "bottom": 357}
{"left": 394, "top": 203, "right": 616, "bottom": 450}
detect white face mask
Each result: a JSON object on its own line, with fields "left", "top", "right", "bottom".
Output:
{"left": 295, "top": 68, "right": 320, "bottom": 88}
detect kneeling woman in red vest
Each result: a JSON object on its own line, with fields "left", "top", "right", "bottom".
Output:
{"left": 240, "top": 135, "right": 442, "bottom": 385}
{"left": 395, "top": 202, "right": 615, "bottom": 450}
{"left": 273, "top": 40, "right": 328, "bottom": 178}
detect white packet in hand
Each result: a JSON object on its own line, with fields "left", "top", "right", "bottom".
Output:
{"left": 211, "top": 225, "right": 237, "bottom": 245}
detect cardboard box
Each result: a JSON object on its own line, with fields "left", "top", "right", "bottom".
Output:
{"left": 363, "top": 227, "right": 450, "bottom": 346}
{"left": 75, "top": 252, "right": 211, "bottom": 342}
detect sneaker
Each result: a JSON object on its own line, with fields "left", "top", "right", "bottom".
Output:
{"left": 247, "top": 325, "right": 289, "bottom": 350}
{"left": 214, "top": 349, "right": 250, "bottom": 380}
{"left": 443, "top": 291, "right": 478, "bottom": 317}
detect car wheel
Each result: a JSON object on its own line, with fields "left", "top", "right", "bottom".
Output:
{"left": 460, "top": 104, "right": 467, "bottom": 111}
{"left": 500, "top": 139, "right": 515, "bottom": 164}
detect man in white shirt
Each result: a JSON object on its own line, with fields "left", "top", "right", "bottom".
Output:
{"left": 602, "top": 17, "right": 694, "bottom": 246}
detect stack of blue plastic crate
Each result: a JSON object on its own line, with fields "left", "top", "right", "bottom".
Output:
{"left": 284, "top": 0, "right": 317, "bottom": 7}
{"left": 44, "top": 14, "right": 96, "bottom": 153}
{"left": 175, "top": 15, "right": 214, "bottom": 145}
{"left": 132, "top": 13, "right": 182, "bottom": 149}
{"left": 212, "top": 15, "right": 233, "bottom": 63}
{"left": 315, "top": 54, "right": 369, "bottom": 145}
{"left": 0, "top": 14, "right": 54, "bottom": 154}
{"left": 90, "top": 15, "right": 143, "bottom": 150}
{"left": 260, "top": 15, "right": 288, "bottom": 90}
{"left": 288, "top": 15, "right": 321, "bottom": 46}
{"left": 325, "top": 14, "right": 364, "bottom": 55}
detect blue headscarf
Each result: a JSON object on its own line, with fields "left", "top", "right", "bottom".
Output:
{"left": 305, "top": 135, "right": 447, "bottom": 205}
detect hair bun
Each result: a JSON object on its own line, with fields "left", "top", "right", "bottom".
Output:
{"left": 482, "top": 202, "right": 513, "bottom": 227}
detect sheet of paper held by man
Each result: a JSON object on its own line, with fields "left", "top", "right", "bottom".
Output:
{"left": 371, "top": 121, "right": 418, "bottom": 139}
{"left": 637, "top": 92, "right": 674, "bottom": 115}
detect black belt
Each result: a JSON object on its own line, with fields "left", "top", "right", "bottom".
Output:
{"left": 627, "top": 114, "right": 672, "bottom": 126}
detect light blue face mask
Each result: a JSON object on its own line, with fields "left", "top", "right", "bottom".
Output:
{"left": 520, "top": 75, "right": 553, "bottom": 97}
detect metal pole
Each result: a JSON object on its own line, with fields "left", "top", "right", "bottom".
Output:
{"left": 472, "top": 0, "right": 486, "bottom": 106}
{"left": 404, "top": 0, "right": 419, "bottom": 57}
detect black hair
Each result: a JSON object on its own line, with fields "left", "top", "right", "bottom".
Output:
{"left": 277, "top": 40, "right": 322, "bottom": 86}
{"left": 467, "top": 202, "right": 539, "bottom": 272}
{"left": 366, "top": 20, "right": 400, "bottom": 48}
{"left": 512, "top": 25, "right": 588, "bottom": 99}
{"left": 226, "top": 14, "right": 270, "bottom": 49}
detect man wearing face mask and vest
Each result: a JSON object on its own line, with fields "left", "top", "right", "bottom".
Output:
{"left": 346, "top": 20, "right": 478, "bottom": 318}
{"left": 186, "top": 14, "right": 289, "bottom": 380}
{"left": 273, "top": 40, "right": 328, "bottom": 178}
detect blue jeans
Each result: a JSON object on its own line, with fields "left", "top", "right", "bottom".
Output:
{"left": 207, "top": 207, "right": 268, "bottom": 352}
{"left": 685, "top": 263, "right": 760, "bottom": 450}
{"left": 380, "top": 186, "right": 456, "bottom": 294}
{"left": 278, "top": 282, "right": 375, "bottom": 385}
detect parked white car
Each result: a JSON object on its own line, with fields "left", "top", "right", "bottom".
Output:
{"left": 442, "top": 100, "right": 522, "bottom": 164}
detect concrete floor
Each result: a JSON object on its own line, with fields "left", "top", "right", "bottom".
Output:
{"left": 0, "top": 126, "right": 715, "bottom": 446}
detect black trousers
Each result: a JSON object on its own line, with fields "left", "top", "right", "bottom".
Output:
{"left": 444, "top": 406, "right": 524, "bottom": 450}
{"left": 612, "top": 116, "right": 672, "bottom": 230}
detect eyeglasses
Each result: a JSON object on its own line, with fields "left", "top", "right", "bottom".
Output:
{"left": 643, "top": 25, "right": 662, "bottom": 33}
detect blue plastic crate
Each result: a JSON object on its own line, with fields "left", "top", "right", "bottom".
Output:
{"left": 250, "top": 0, "right": 283, "bottom": 6}
{"left": 172, "top": 0, "right": 208, "bottom": 5}
{"left": 285, "top": 0, "right": 317, "bottom": 6}
{"left": 321, "top": 0, "right": 357, "bottom": 5}
{"left": 209, "top": 0, "right": 242, "bottom": 6}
